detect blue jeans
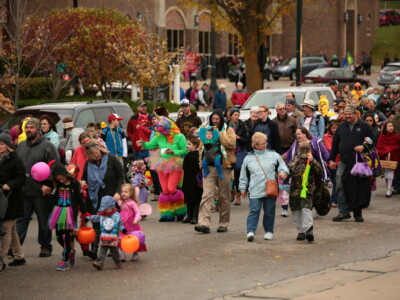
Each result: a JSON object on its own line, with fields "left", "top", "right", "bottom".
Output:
{"left": 16, "top": 196, "right": 52, "bottom": 250}
{"left": 246, "top": 197, "right": 276, "bottom": 234}
{"left": 336, "top": 162, "right": 349, "bottom": 215}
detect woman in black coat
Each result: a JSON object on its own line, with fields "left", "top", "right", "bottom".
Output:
{"left": 81, "top": 140, "right": 125, "bottom": 260}
{"left": 226, "top": 108, "right": 250, "bottom": 205}
{"left": 0, "top": 133, "right": 26, "bottom": 270}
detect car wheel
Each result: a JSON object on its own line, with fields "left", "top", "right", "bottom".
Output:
{"left": 273, "top": 76, "right": 280, "bottom": 81}
{"left": 290, "top": 70, "right": 296, "bottom": 81}
{"left": 266, "top": 71, "right": 272, "bottom": 81}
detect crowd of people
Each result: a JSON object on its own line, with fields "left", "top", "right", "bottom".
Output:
{"left": 0, "top": 81, "right": 400, "bottom": 272}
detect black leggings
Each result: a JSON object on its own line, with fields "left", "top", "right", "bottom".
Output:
{"left": 56, "top": 229, "right": 74, "bottom": 261}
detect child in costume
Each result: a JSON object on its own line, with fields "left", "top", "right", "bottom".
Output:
{"left": 287, "top": 142, "right": 322, "bottom": 243}
{"left": 198, "top": 126, "right": 223, "bottom": 180}
{"left": 131, "top": 160, "right": 150, "bottom": 205}
{"left": 85, "top": 196, "right": 126, "bottom": 270}
{"left": 118, "top": 183, "right": 147, "bottom": 262}
{"left": 182, "top": 136, "right": 203, "bottom": 224}
{"left": 48, "top": 163, "right": 87, "bottom": 271}
{"left": 137, "top": 116, "right": 188, "bottom": 222}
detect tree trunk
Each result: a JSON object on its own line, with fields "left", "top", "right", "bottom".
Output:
{"left": 152, "top": 86, "right": 157, "bottom": 110}
{"left": 242, "top": 35, "right": 262, "bottom": 95}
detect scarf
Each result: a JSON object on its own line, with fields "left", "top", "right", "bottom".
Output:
{"left": 87, "top": 153, "right": 109, "bottom": 209}
{"left": 376, "top": 132, "right": 400, "bottom": 162}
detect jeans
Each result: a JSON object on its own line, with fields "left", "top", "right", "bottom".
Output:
{"left": 246, "top": 197, "right": 276, "bottom": 234}
{"left": 16, "top": 196, "right": 52, "bottom": 250}
{"left": 393, "top": 164, "right": 400, "bottom": 191}
{"left": 336, "top": 162, "right": 349, "bottom": 215}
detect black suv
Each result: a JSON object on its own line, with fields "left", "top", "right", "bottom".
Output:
{"left": 272, "top": 56, "right": 328, "bottom": 81}
{"left": 1, "top": 99, "right": 134, "bottom": 148}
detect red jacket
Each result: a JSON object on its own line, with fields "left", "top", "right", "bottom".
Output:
{"left": 231, "top": 90, "right": 249, "bottom": 107}
{"left": 127, "top": 113, "right": 152, "bottom": 152}
{"left": 70, "top": 146, "right": 87, "bottom": 181}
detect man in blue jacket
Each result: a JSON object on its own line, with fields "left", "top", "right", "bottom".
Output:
{"left": 299, "top": 99, "right": 325, "bottom": 139}
{"left": 102, "top": 113, "right": 127, "bottom": 165}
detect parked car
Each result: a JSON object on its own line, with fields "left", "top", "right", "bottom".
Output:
{"left": 303, "top": 68, "right": 370, "bottom": 89}
{"left": 378, "top": 62, "right": 400, "bottom": 86}
{"left": 0, "top": 99, "right": 134, "bottom": 149}
{"left": 379, "top": 9, "right": 400, "bottom": 26}
{"left": 272, "top": 56, "right": 328, "bottom": 81}
{"left": 239, "top": 87, "right": 335, "bottom": 120}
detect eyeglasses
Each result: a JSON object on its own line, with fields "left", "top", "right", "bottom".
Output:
{"left": 277, "top": 108, "right": 285, "bottom": 111}
{"left": 258, "top": 110, "right": 267, "bottom": 113}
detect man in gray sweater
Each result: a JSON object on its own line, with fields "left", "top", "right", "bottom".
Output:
{"left": 16, "top": 118, "right": 60, "bottom": 257}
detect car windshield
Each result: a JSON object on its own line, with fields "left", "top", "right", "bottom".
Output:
{"left": 306, "top": 69, "right": 328, "bottom": 76}
{"left": 382, "top": 65, "right": 400, "bottom": 72}
{"left": 1, "top": 109, "right": 74, "bottom": 134}
{"left": 379, "top": 12, "right": 386, "bottom": 17}
{"left": 242, "top": 91, "right": 306, "bottom": 110}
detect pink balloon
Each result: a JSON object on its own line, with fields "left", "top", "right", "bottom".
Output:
{"left": 31, "top": 162, "right": 51, "bottom": 181}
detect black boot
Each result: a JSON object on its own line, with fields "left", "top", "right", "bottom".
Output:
{"left": 296, "top": 233, "right": 306, "bottom": 240}
{"left": 182, "top": 216, "right": 191, "bottom": 223}
{"left": 306, "top": 226, "right": 314, "bottom": 242}
{"left": 190, "top": 217, "right": 198, "bottom": 224}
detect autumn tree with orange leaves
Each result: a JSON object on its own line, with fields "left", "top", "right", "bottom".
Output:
{"left": 178, "top": 0, "right": 297, "bottom": 95}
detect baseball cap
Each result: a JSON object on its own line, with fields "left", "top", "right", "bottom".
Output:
{"left": 108, "top": 113, "right": 124, "bottom": 123}
{"left": 382, "top": 94, "right": 389, "bottom": 99}
{"left": 180, "top": 99, "right": 190, "bottom": 106}
{"left": 286, "top": 99, "right": 296, "bottom": 105}
{"left": 136, "top": 100, "right": 147, "bottom": 107}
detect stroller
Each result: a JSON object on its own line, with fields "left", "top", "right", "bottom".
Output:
{"left": 0, "top": 188, "right": 10, "bottom": 272}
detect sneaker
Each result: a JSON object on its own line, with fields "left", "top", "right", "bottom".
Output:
{"left": 264, "top": 232, "right": 273, "bottom": 240}
{"left": 151, "top": 195, "right": 158, "bottom": 202}
{"left": 115, "top": 262, "right": 122, "bottom": 269}
{"left": 131, "top": 252, "right": 140, "bottom": 261}
{"left": 281, "top": 210, "right": 288, "bottom": 217}
{"left": 56, "top": 261, "right": 69, "bottom": 271}
{"left": 8, "top": 258, "right": 26, "bottom": 266}
{"left": 247, "top": 232, "right": 255, "bottom": 242}
{"left": 332, "top": 213, "right": 351, "bottom": 222}
{"left": 68, "top": 249, "right": 76, "bottom": 266}
{"left": 92, "top": 261, "right": 103, "bottom": 270}
{"left": 386, "top": 189, "right": 392, "bottom": 198}
{"left": 39, "top": 246, "right": 52, "bottom": 257}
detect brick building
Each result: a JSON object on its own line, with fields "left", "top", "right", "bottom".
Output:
{"left": 1, "top": 0, "right": 380, "bottom": 64}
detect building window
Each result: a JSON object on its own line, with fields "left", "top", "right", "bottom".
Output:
{"left": 198, "top": 31, "right": 210, "bottom": 63}
{"left": 228, "top": 33, "right": 241, "bottom": 56}
{"left": 167, "top": 29, "right": 185, "bottom": 52}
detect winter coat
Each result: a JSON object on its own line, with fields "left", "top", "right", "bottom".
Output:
{"left": 176, "top": 112, "right": 202, "bottom": 137}
{"left": 16, "top": 138, "right": 60, "bottom": 197}
{"left": 226, "top": 119, "right": 250, "bottom": 151}
{"left": 182, "top": 150, "right": 203, "bottom": 202}
{"left": 213, "top": 90, "right": 227, "bottom": 112}
{"left": 0, "top": 152, "right": 26, "bottom": 220}
{"left": 230, "top": 90, "right": 249, "bottom": 107}
{"left": 41, "top": 129, "right": 60, "bottom": 148}
{"left": 299, "top": 112, "right": 326, "bottom": 139}
{"left": 253, "top": 118, "right": 282, "bottom": 153}
{"left": 239, "top": 149, "right": 289, "bottom": 199}
{"left": 127, "top": 113, "right": 152, "bottom": 152}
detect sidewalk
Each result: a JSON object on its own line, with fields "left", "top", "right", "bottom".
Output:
{"left": 213, "top": 251, "right": 400, "bottom": 300}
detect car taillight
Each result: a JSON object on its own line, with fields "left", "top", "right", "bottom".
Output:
{"left": 325, "top": 62, "right": 329, "bottom": 66}
{"left": 395, "top": 72, "right": 400, "bottom": 76}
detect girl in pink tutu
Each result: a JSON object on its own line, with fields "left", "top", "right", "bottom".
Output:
{"left": 118, "top": 183, "right": 147, "bottom": 262}
{"left": 48, "top": 162, "right": 87, "bottom": 271}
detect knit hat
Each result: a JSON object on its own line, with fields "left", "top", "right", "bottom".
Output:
{"left": 0, "top": 132, "right": 12, "bottom": 148}
{"left": 25, "top": 118, "right": 41, "bottom": 129}
{"left": 298, "top": 142, "right": 311, "bottom": 159}
{"left": 229, "top": 107, "right": 240, "bottom": 116}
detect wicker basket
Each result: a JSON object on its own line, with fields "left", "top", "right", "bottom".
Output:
{"left": 380, "top": 153, "right": 398, "bottom": 170}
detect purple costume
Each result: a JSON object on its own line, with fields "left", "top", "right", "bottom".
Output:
{"left": 132, "top": 173, "right": 150, "bottom": 204}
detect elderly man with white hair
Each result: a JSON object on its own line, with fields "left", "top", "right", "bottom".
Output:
{"left": 231, "top": 82, "right": 250, "bottom": 108}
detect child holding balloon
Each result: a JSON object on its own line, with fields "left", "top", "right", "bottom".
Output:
{"left": 48, "top": 163, "right": 88, "bottom": 271}
{"left": 117, "top": 183, "right": 147, "bottom": 262}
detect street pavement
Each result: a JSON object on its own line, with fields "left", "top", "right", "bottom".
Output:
{"left": 1, "top": 179, "right": 399, "bottom": 300}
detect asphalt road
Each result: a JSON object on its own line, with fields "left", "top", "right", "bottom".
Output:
{"left": 1, "top": 179, "right": 399, "bottom": 300}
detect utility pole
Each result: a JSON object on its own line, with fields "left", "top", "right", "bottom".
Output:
{"left": 295, "top": 0, "right": 303, "bottom": 86}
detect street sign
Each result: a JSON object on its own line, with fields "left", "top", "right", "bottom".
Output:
{"left": 185, "top": 52, "right": 197, "bottom": 72}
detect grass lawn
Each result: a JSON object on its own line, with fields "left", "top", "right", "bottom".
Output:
{"left": 370, "top": 25, "right": 400, "bottom": 64}
{"left": 380, "top": 1, "right": 400, "bottom": 9}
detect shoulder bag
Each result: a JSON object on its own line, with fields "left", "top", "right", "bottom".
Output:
{"left": 254, "top": 154, "right": 279, "bottom": 198}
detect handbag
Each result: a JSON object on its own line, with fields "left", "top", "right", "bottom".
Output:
{"left": 380, "top": 153, "right": 398, "bottom": 170}
{"left": 350, "top": 153, "right": 373, "bottom": 178}
{"left": 254, "top": 154, "right": 279, "bottom": 198}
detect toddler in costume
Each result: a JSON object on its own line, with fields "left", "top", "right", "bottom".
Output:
{"left": 118, "top": 183, "right": 147, "bottom": 262}
{"left": 85, "top": 196, "right": 126, "bottom": 270}
{"left": 131, "top": 160, "right": 150, "bottom": 205}
{"left": 198, "top": 126, "right": 223, "bottom": 180}
{"left": 287, "top": 142, "right": 322, "bottom": 243}
{"left": 48, "top": 162, "right": 88, "bottom": 271}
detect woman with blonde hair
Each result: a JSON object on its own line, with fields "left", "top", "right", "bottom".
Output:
{"left": 81, "top": 140, "right": 124, "bottom": 260}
